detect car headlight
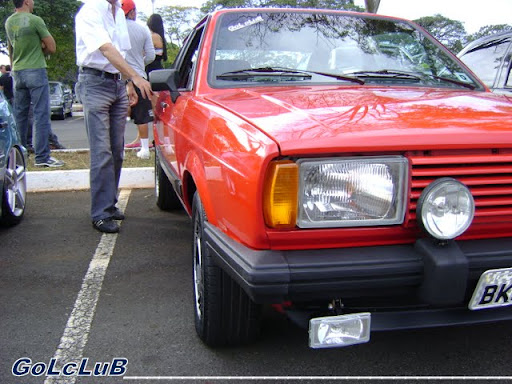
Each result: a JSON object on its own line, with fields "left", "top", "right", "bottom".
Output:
{"left": 297, "top": 156, "right": 408, "bottom": 228}
{"left": 417, "top": 178, "right": 474, "bottom": 240}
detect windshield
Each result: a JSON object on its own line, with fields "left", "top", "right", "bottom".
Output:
{"left": 50, "top": 83, "right": 62, "bottom": 95}
{"left": 209, "top": 11, "right": 481, "bottom": 89}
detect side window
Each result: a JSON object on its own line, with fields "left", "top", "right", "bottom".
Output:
{"left": 506, "top": 65, "right": 512, "bottom": 87}
{"left": 176, "top": 25, "right": 205, "bottom": 90}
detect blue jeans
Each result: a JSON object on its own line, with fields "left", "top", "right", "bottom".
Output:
{"left": 12, "top": 68, "right": 51, "bottom": 163}
{"left": 76, "top": 73, "right": 129, "bottom": 221}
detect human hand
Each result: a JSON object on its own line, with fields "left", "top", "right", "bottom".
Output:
{"left": 131, "top": 75, "right": 152, "bottom": 100}
{"left": 126, "top": 81, "right": 138, "bottom": 106}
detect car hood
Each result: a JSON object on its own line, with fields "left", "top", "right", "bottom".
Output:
{"left": 205, "top": 87, "right": 512, "bottom": 155}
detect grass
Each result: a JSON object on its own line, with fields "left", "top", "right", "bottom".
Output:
{"left": 26, "top": 149, "right": 154, "bottom": 171}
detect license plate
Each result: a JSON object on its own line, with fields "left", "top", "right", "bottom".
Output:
{"left": 469, "top": 267, "right": 512, "bottom": 310}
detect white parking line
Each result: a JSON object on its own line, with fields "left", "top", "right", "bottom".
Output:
{"left": 44, "top": 189, "right": 131, "bottom": 384}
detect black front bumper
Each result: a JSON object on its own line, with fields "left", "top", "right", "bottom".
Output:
{"left": 205, "top": 223, "right": 512, "bottom": 329}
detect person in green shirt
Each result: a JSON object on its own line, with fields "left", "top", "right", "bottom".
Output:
{"left": 5, "top": 0, "right": 64, "bottom": 167}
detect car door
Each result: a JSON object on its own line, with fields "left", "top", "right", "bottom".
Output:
{"left": 154, "top": 22, "right": 206, "bottom": 179}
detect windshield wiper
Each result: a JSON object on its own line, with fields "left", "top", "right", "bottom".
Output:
{"left": 349, "top": 69, "right": 476, "bottom": 90}
{"left": 428, "top": 74, "right": 476, "bottom": 90}
{"left": 217, "top": 67, "right": 312, "bottom": 81}
{"left": 348, "top": 70, "right": 423, "bottom": 81}
{"left": 217, "top": 66, "right": 364, "bottom": 84}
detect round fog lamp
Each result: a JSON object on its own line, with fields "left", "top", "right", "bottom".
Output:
{"left": 417, "top": 178, "right": 475, "bottom": 240}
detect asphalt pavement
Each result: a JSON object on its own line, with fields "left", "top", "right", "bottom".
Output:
{"left": 2, "top": 189, "right": 512, "bottom": 383}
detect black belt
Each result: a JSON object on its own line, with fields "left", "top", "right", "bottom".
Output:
{"left": 80, "top": 67, "right": 121, "bottom": 80}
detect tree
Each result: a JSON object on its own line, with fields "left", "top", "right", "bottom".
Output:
{"left": 155, "top": 6, "right": 201, "bottom": 48}
{"left": 139, "top": 5, "right": 202, "bottom": 65}
{"left": 414, "top": 14, "right": 467, "bottom": 53}
{"left": 0, "top": 0, "right": 82, "bottom": 83}
{"left": 467, "top": 24, "right": 512, "bottom": 43}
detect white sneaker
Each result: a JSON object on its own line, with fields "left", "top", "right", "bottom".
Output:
{"left": 136, "top": 149, "right": 150, "bottom": 159}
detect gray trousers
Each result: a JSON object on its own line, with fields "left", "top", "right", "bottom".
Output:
{"left": 76, "top": 73, "right": 128, "bottom": 221}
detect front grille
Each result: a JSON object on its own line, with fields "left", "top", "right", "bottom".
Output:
{"left": 406, "top": 149, "right": 512, "bottom": 230}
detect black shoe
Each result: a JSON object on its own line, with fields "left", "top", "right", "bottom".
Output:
{"left": 111, "top": 209, "right": 125, "bottom": 220}
{"left": 50, "top": 142, "right": 66, "bottom": 150}
{"left": 92, "top": 218, "right": 119, "bottom": 233}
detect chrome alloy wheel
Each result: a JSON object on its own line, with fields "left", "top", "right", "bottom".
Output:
{"left": 4, "top": 147, "right": 27, "bottom": 217}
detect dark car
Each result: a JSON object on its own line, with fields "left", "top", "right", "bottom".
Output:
{"left": 49, "top": 81, "right": 73, "bottom": 120}
{"left": 458, "top": 31, "right": 512, "bottom": 95}
{"left": 0, "top": 91, "right": 27, "bottom": 226}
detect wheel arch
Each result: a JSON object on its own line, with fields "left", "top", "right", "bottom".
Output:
{"left": 183, "top": 151, "right": 217, "bottom": 225}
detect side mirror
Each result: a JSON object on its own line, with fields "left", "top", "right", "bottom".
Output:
{"left": 149, "top": 69, "right": 180, "bottom": 103}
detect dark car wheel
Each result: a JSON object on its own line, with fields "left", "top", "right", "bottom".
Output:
{"left": 55, "top": 106, "right": 65, "bottom": 120}
{"left": 155, "top": 150, "right": 181, "bottom": 210}
{"left": 1, "top": 147, "right": 27, "bottom": 227}
{"left": 192, "top": 192, "right": 261, "bottom": 346}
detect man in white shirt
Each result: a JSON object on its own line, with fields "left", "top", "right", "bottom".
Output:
{"left": 75, "top": 0, "right": 152, "bottom": 233}
{"left": 122, "top": 0, "right": 155, "bottom": 160}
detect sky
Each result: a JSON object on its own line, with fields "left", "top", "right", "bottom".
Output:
{"left": 2, "top": 0, "right": 512, "bottom": 65}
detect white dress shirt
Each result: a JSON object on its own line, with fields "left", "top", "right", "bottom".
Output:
{"left": 75, "top": 0, "right": 131, "bottom": 74}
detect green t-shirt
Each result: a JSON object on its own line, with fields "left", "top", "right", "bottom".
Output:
{"left": 5, "top": 12, "right": 51, "bottom": 70}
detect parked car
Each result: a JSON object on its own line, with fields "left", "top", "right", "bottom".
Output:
{"left": 49, "top": 81, "right": 73, "bottom": 120}
{"left": 0, "top": 91, "right": 26, "bottom": 226}
{"left": 150, "top": 8, "right": 512, "bottom": 349}
{"left": 458, "top": 31, "right": 512, "bottom": 95}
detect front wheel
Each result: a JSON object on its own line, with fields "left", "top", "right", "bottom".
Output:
{"left": 58, "top": 106, "right": 65, "bottom": 120}
{"left": 1, "top": 147, "right": 27, "bottom": 227}
{"left": 192, "top": 192, "right": 261, "bottom": 347}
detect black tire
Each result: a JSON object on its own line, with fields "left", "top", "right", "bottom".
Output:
{"left": 58, "top": 106, "right": 65, "bottom": 120}
{"left": 192, "top": 192, "right": 261, "bottom": 347}
{"left": 154, "top": 150, "right": 181, "bottom": 210}
{"left": 1, "top": 147, "right": 27, "bottom": 227}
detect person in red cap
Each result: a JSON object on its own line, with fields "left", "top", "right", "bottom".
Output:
{"left": 121, "top": 0, "right": 135, "bottom": 15}
{"left": 122, "top": 0, "right": 155, "bottom": 160}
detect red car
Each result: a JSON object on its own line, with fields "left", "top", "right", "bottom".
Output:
{"left": 150, "top": 8, "right": 512, "bottom": 348}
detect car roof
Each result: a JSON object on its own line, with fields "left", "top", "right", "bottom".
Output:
{"left": 458, "top": 31, "right": 512, "bottom": 56}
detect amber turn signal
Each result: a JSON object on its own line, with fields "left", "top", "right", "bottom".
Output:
{"left": 263, "top": 160, "right": 299, "bottom": 228}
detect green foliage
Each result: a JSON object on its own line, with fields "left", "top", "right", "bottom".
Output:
{"left": 1, "top": 0, "right": 82, "bottom": 84}
{"left": 0, "top": 1, "right": 15, "bottom": 55}
{"left": 156, "top": 5, "right": 202, "bottom": 47}
{"left": 166, "top": 43, "right": 181, "bottom": 66}
{"left": 414, "top": 14, "right": 467, "bottom": 53}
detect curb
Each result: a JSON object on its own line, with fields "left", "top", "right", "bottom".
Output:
{"left": 27, "top": 167, "right": 154, "bottom": 192}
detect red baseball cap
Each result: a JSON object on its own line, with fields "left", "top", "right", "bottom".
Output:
{"left": 122, "top": 0, "right": 136, "bottom": 16}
